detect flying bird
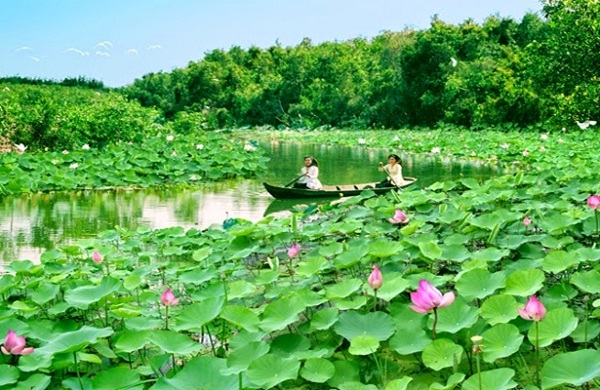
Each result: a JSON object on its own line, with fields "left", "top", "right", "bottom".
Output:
{"left": 148, "top": 44, "right": 162, "bottom": 50}
{"left": 576, "top": 120, "right": 597, "bottom": 130}
{"left": 95, "top": 41, "right": 113, "bottom": 49}
{"left": 30, "top": 56, "right": 41, "bottom": 62}
{"left": 126, "top": 48, "right": 138, "bottom": 55}
{"left": 66, "top": 48, "right": 89, "bottom": 56}
{"left": 96, "top": 51, "right": 110, "bottom": 57}
{"left": 16, "top": 46, "right": 34, "bottom": 51}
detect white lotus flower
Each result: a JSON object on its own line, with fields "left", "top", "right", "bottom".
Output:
{"left": 82, "top": 144, "right": 90, "bottom": 150}
{"left": 196, "top": 143, "right": 204, "bottom": 150}
{"left": 69, "top": 163, "right": 79, "bottom": 169}
{"left": 540, "top": 134, "right": 548, "bottom": 140}
{"left": 14, "top": 143, "right": 27, "bottom": 153}
{"left": 358, "top": 138, "right": 366, "bottom": 145}
{"left": 576, "top": 120, "right": 597, "bottom": 130}
{"left": 431, "top": 147, "right": 441, "bottom": 153}
{"left": 244, "top": 143, "right": 257, "bottom": 151}
{"left": 500, "top": 143, "right": 509, "bottom": 149}
{"left": 166, "top": 135, "right": 175, "bottom": 141}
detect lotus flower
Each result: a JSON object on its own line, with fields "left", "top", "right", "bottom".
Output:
{"left": 518, "top": 295, "right": 546, "bottom": 322}
{"left": 92, "top": 251, "right": 103, "bottom": 264}
{"left": 288, "top": 244, "right": 300, "bottom": 259}
{"left": 1, "top": 330, "right": 34, "bottom": 355}
{"left": 410, "top": 280, "right": 455, "bottom": 314}
{"left": 161, "top": 289, "right": 179, "bottom": 306}
{"left": 14, "top": 143, "right": 27, "bottom": 153}
{"left": 368, "top": 265, "right": 383, "bottom": 290}
{"left": 523, "top": 216, "right": 531, "bottom": 227}
{"left": 388, "top": 209, "right": 409, "bottom": 224}
{"left": 587, "top": 195, "right": 600, "bottom": 210}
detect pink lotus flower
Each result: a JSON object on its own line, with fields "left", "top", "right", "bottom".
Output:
{"left": 587, "top": 195, "right": 600, "bottom": 210}
{"left": 1, "top": 330, "right": 34, "bottom": 355}
{"left": 92, "top": 251, "right": 103, "bottom": 264}
{"left": 518, "top": 295, "right": 546, "bottom": 322}
{"left": 523, "top": 216, "right": 531, "bottom": 227}
{"left": 288, "top": 244, "right": 300, "bottom": 259}
{"left": 410, "top": 280, "right": 455, "bottom": 313}
{"left": 388, "top": 209, "right": 409, "bottom": 224}
{"left": 368, "top": 265, "right": 383, "bottom": 290}
{"left": 161, "top": 289, "right": 179, "bottom": 306}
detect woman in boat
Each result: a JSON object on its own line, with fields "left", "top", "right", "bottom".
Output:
{"left": 376, "top": 154, "right": 404, "bottom": 188}
{"left": 294, "top": 156, "right": 323, "bottom": 190}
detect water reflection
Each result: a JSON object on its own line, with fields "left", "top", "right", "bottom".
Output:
{"left": 0, "top": 142, "right": 502, "bottom": 264}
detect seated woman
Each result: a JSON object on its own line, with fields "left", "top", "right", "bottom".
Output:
{"left": 294, "top": 156, "right": 323, "bottom": 190}
{"left": 376, "top": 154, "right": 404, "bottom": 188}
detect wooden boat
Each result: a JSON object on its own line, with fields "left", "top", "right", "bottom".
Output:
{"left": 263, "top": 177, "right": 417, "bottom": 199}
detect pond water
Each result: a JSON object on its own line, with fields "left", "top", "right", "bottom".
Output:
{"left": 0, "top": 142, "right": 502, "bottom": 264}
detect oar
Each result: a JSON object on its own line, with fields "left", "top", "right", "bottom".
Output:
{"left": 284, "top": 174, "right": 305, "bottom": 187}
{"left": 382, "top": 166, "right": 401, "bottom": 188}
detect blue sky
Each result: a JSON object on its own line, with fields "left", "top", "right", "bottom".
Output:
{"left": 1, "top": 0, "right": 542, "bottom": 87}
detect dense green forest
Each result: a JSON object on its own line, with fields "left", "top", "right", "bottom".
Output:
{"left": 2, "top": 0, "right": 599, "bottom": 148}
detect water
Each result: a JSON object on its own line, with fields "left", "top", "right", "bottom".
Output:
{"left": 0, "top": 142, "right": 501, "bottom": 263}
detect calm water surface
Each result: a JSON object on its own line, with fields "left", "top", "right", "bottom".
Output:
{"left": 0, "top": 142, "right": 501, "bottom": 263}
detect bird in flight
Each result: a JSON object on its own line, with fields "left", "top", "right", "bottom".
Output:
{"left": 66, "top": 48, "right": 90, "bottom": 56}
{"left": 148, "top": 44, "right": 162, "bottom": 50}
{"left": 96, "top": 51, "right": 111, "bottom": 57}
{"left": 126, "top": 48, "right": 138, "bottom": 55}
{"left": 95, "top": 41, "right": 113, "bottom": 50}
{"left": 16, "top": 46, "right": 34, "bottom": 51}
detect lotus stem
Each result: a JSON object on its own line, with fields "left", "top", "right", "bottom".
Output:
{"left": 535, "top": 322, "right": 540, "bottom": 389}
{"left": 432, "top": 307, "right": 438, "bottom": 340}
{"left": 165, "top": 306, "right": 169, "bottom": 330}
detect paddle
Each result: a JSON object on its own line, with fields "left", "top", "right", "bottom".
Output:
{"left": 284, "top": 174, "right": 305, "bottom": 187}
{"left": 381, "top": 165, "right": 401, "bottom": 188}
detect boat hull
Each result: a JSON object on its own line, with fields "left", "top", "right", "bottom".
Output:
{"left": 263, "top": 178, "right": 417, "bottom": 199}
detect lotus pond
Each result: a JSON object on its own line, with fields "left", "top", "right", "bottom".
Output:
{"left": 0, "top": 127, "right": 599, "bottom": 389}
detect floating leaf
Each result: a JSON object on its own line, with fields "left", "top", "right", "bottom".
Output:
{"left": 542, "top": 250, "right": 580, "bottom": 273}
{"left": 389, "top": 326, "right": 430, "bottom": 355}
{"left": 260, "top": 296, "right": 306, "bottom": 333}
{"left": 153, "top": 356, "right": 238, "bottom": 390}
{"left": 570, "top": 270, "right": 600, "bottom": 294}
{"left": 462, "top": 368, "right": 516, "bottom": 390}
{"left": 418, "top": 241, "right": 442, "bottom": 261}
{"left": 541, "top": 349, "right": 600, "bottom": 389}
{"left": 173, "top": 296, "right": 224, "bottom": 331}
{"left": 368, "top": 239, "right": 403, "bottom": 257}
{"left": 435, "top": 298, "right": 478, "bottom": 334}
{"left": 349, "top": 335, "right": 380, "bottom": 355}
{"left": 422, "top": 338, "right": 463, "bottom": 371}
{"left": 325, "top": 279, "right": 363, "bottom": 300}
{"left": 455, "top": 268, "right": 505, "bottom": 301}
{"left": 327, "top": 360, "right": 361, "bottom": 388}
{"left": 310, "top": 308, "right": 339, "bottom": 331}
{"left": 221, "top": 341, "right": 269, "bottom": 375}
{"left": 220, "top": 305, "right": 260, "bottom": 333}
{"left": 480, "top": 294, "right": 519, "bottom": 325}
{"left": 300, "top": 358, "right": 335, "bottom": 383}
{"left": 481, "top": 324, "right": 524, "bottom": 363}
{"left": 334, "top": 311, "right": 395, "bottom": 341}
{"left": 504, "top": 269, "right": 545, "bottom": 296}
{"left": 64, "top": 277, "right": 120, "bottom": 309}
{"left": 91, "top": 367, "right": 141, "bottom": 390}
{"left": 246, "top": 354, "right": 300, "bottom": 389}
{"left": 148, "top": 330, "right": 202, "bottom": 355}
{"left": 529, "top": 308, "right": 578, "bottom": 348}
{"left": 0, "top": 365, "right": 19, "bottom": 386}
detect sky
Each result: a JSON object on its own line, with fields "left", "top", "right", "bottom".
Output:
{"left": 1, "top": 0, "right": 543, "bottom": 88}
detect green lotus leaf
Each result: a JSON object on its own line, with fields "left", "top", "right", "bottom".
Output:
{"left": 504, "top": 269, "right": 545, "bottom": 296}
{"left": 384, "top": 377, "right": 413, "bottom": 390}
{"left": 12, "top": 373, "right": 51, "bottom": 390}
{"left": 429, "top": 373, "right": 466, "bottom": 389}
{"left": 221, "top": 341, "right": 269, "bottom": 375}
{"left": 334, "top": 311, "right": 395, "bottom": 341}
{"left": 338, "top": 383, "right": 379, "bottom": 390}
{"left": 61, "top": 377, "right": 93, "bottom": 390}
{"left": 541, "top": 349, "right": 600, "bottom": 389}
{"left": 296, "top": 256, "right": 328, "bottom": 277}
{"left": 462, "top": 368, "right": 516, "bottom": 390}
{"left": 455, "top": 268, "right": 506, "bottom": 301}
{"left": 300, "top": 358, "right": 335, "bottom": 383}
{"left": 270, "top": 333, "right": 310, "bottom": 356}
{"left": 435, "top": 297, "right": 479, "bottom": 333}
{"left": 327, "top": 360, "right": 361, "bottom": 388}
{"left": 418, "top": 241, "right": 442, "bottom": 261}
{"left": 153, "top": 356, "right": 238, "bottom": 390}
{"left": 192, "top": 246, "right": 212, "bottom": 262}
{"left": 64, "top": 276, "right": 120, "bottom": 309}
{"left": 570, "top": 320, "right": 600, "bottom": 344}
{"left": 148, "top": 330, "right": 202, "bottom": 355}
{"left": 122, "top": 274, "right": 142, "bottom": 291}
{"left": 124, "top": 317, "right": 163, "bottom": 331}
{"left": 481, "top": 323, "right": 524, "bottom": 363}
{"left": 368, "top": 239, "right": 404, "bottom": 258}
{"left": 319, "top": 242, "right": 344, "bottom": 258}
{"left": 480, "top": 294, "right": 519, "bottom": 325}
{"left": 349, "top": 335, "right": 380, "bottom": 355}
{"left": 440, "top": 244, "right": 470, "bottom": 262}
{"left": 246, "top": 354, "right": 300, "bottom": 389}
{"left": 422, "top": 338, "right": 463, "bottom": 371}
{"left": 371, "top": 273, "right": 409, "bottom": 301}
{"left": 114, "top": 330, "right": 151, "bottom": 353}
{"left": 253, "top": 269, "right": 279, "bottom": 285}
{"left": 293, "top": 288, "right": 327, "bottom": 307}
{"left": 0, "top": 365, "right": 19, "bottom": 386}
{"left": 528, "top": 308, "right": 578, "bottom": 348}
{"left": 310, "top": 307, "right": 340, "bottom": 331}
{"left": 173, "top": 297, "right": 224, "bottom": 331}
{"left": 389, "top": 303, "right": 429, "bottom": 331}
{"left": 325, "top": 278, "right": 363, "bottom": 299}
{"left": 260, "top": 296, "right": 306, "bottom": 333}
{"left": 335, "top": 295, "right": 368, "bottom": 310}
{"left": 471, "top": 247, "right": 509, "bottom": 262}
{"left": 90, "top": 366, "right": 141, "bottom": 390}
{"left": 570, "top": 270, "right": 600, "bottom": 294}
{"left": 31, "top": 282, "right": 60, "bottom": 305}
{"left": 389, "top": 326, "right": 431, "bottom": 355}
{"left": 333, "top": 245, "right": 369, "bottom": 269}
{"left": 575, "top": 247, "right": 600, "bottom": 262}
{"left": 220, "top": 305, "right": 260, "bottom": 333}
{"left": 542, "top": 250, "right": 580, "bottom": 274}
{"left": 178, "top": 267, "right": 218, "bottom": 286}
{"left": 539, "top": 213, "right": 576, "bottom": 235}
